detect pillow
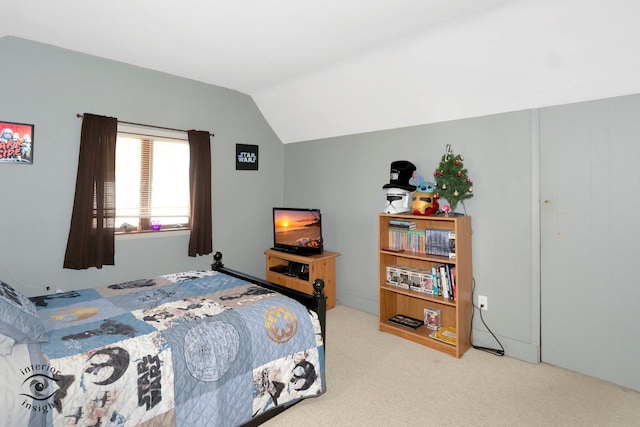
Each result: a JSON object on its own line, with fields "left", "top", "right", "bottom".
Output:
{"left": 0, "top": 334, "right": 15, "bottom": 355}
{"left": 0, "top": 280, "right": 48, "bottom": 344}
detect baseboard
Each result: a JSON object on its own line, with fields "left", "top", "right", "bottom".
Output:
{"left": 471, "top": 328, "right": 540, "bottom": 363}
{"left": 336, "top": 294, "right": 378, "bottom": 316}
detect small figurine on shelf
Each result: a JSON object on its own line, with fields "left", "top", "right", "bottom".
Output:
{"left": 441, "top": 204, "right": 451, "bottom": 217}
{"left": 411, "top": 181, "right": 439, "bottom": 216}
{"left": 424, "top": 307, "right": 441, "bottom": 330}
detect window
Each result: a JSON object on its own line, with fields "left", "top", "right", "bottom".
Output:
{"left": 115, "top": 132, "right": 190, "bottom": 233}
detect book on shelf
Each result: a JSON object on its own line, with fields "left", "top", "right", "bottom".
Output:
{"left": 389, "top": 219, "right": 417, "bottom": 230}
{"left": 440, "top": 264, "right": 455, "bottom": 301}
{"left": 431, "top": 264, "right": 440, "bottom": 296}
{"left": 388, "top": 227, "right": 456, "bottom": 258}
{"left": 429, "top": 263, "right": 456, "bottom": 300}
{"left": 438, "top": 264, "right": 450, "bottom": 299}
{"left": 388, "top": 228, "right": 426, "bottom": 254}
{"left": 429, "top": 326, "right": 457, "bottom": 345}
{"left": 388, "top": 314, "right": 423, "bottom": 329}
{"left": 450, "top": 266, "right": 457, "bottom": 301}
{"left": 425, "top": 229, "right": 456, "bottom": 259}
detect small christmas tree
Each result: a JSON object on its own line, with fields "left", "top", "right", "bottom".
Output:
{"left": 433, "top": 144, "right": 473, "bottom": 214}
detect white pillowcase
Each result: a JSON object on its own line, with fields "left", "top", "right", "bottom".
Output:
{"left": 0, "top": 334, "right": 15, "bottom": 355}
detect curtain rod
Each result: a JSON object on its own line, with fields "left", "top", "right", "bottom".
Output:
{"left": 76, "top": 113, "right": 214, "bottom": 137}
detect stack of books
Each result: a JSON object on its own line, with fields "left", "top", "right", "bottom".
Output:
{"left": 389, "top": 219, "right": 416, "bottom": 230}
{"left": 386, "top": 225, "right": 456, "bottom": 259}
{"left": 431, "top": 263, "right": 457, "bottom": 300}
{"left": 429, "top": 326, "right": 457, "bottom": 345}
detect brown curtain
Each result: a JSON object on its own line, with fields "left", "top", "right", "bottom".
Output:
{"left": 187, "top": 130, "right": 213, "bottom": 256}
{"left": 63, "top": 114, "right": 117, "bottom": 269}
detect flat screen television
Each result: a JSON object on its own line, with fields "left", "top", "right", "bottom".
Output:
{"left": 272, "top": 207, "right": 323, "bottom": 256}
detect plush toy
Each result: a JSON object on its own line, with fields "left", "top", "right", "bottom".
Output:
{"left": 411, "top": 181, "right": 439, "bottom": 216}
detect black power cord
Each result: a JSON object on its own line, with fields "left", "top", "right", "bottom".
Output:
{"left": 470, "top": 278, "right": 505, "bottom": 357}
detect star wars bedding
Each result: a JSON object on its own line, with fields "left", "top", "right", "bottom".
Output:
{"left": 11, "top": 270, "right": 325, "bottom": 426}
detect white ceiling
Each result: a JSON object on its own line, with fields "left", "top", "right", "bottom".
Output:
{"left": 4, "top": 0, "right": 640, "bottom": 143}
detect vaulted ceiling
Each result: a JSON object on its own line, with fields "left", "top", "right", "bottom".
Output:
{"left": 4, "top": 0, "right": 640, "bottom": 143}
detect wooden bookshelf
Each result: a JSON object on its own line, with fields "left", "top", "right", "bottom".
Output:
{"left": 378, "top": 213, "right": 472, "bottom": 358}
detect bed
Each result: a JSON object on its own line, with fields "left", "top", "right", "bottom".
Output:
{"left": 0, "top": 252, "right": 327, "bottom": 427}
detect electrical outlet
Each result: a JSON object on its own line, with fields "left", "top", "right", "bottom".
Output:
{"left": 478, "top": 295, "right": 488, "bottom": 311}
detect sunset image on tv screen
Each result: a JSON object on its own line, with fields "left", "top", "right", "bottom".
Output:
{"left": 274, "top": 210, "right": 321, "bottom": 248}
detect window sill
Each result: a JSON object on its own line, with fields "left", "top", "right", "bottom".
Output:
{"left": 115, "top": 227, "right": 190, "bottom": 239}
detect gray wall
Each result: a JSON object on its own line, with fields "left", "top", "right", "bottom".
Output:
{"left": 540, "top": 95, "right": 640, "bottom": 391}
{"left": 0, "top": 37, "right": 283, "bottom": 296}
{"left": 284, "top": 110, "right": 539, "bottom": 362}
{"left": 284, "top": 93, "right": 640, "bottom": 390}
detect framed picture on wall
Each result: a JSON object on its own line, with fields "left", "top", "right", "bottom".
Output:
{"left": 236, "top": 143, "right": 258, "bottom": 170}
{"left": 0, "top": 121, "right": 34, "bottom": 164}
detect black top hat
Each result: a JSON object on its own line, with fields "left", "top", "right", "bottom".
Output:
{"left": 382, "top": 160, "right": 416, "bottom": 191}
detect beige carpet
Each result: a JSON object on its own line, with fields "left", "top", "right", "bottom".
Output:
{"left": 264, "top": 305, "right": 640, "bottom": 427}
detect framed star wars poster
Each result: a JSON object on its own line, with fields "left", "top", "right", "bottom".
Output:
{"left": 0, "top": 121, "right": 34, "bottom": 164}
{"left": 236, "top": 143, "right": 258, "bottom": 170}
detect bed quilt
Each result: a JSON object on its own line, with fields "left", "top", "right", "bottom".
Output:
{"left": 29, "top": 270, "right": 324, "bottom": 426}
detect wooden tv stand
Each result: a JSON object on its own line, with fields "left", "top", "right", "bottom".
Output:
{"left": 265, "top": 249, "right": 340, "bottom": 309}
